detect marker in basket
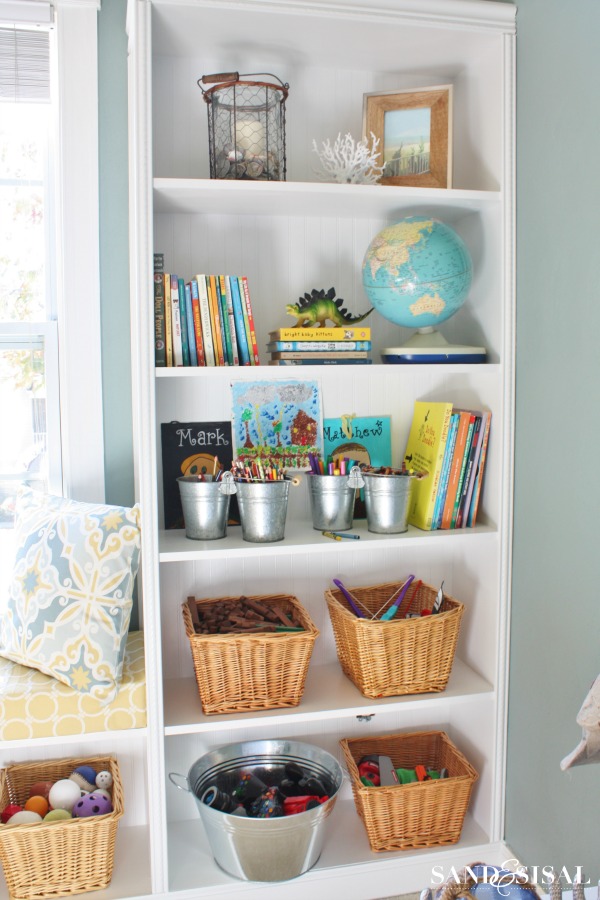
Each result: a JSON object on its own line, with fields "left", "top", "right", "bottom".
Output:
{"left": 332, "top": 578, "right": 368, "bottom": 618}
{"left": 379, "top": 575, "right": 415, "bottom": 621}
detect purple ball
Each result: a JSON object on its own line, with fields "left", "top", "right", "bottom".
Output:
{"left": 72, "top": 792, "right": 113, "bottom": 818}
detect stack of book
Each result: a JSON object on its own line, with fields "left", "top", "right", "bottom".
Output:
{"left": 266, "top": 326, "right": 372, "bottom": 366}
{"left": 403, "top": 400, "right": 491, "bottom": 531}
{"left": 154, "top": 271, "right": 260, "bottom": 367}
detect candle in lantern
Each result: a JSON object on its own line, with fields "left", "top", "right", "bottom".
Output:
{"left": 235, "top": 118, "right": 266, "bottom": 156}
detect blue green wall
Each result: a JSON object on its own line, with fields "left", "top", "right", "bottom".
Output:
{"left": 507, "top": 0, "right": 600, "bottom": 878}
{"left": 96, "top": 0, "right": 600, "bottom": 878}
{"left": 98, "top": 0, "right": 134, "bottom": 509}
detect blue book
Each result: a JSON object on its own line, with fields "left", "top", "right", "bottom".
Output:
{"left": 267, "top": 340, "right": 371, "bottom": 352}
{"left": 269, "top": 358, "right": 372, "bottom": 365}
{"left": 178, "top": 276, "right": 190, "bottom": 366}
{"left": 432, "top": 412, "right": 459, "bottom": 530}
{"left": 217, "top": 275, "right": 233, "bottom": 364}
{"left": 230, "top": 275, "right": 251, "bottom": 365}
{"left": 184, "top": 282, "right": 198, "bottom": 366}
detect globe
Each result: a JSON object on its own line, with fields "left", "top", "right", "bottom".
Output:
{"left": 362, "top": 216, "right": 472, "bottom": 330}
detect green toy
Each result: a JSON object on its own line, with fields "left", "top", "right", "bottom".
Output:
{"left": 286, "top": 287, "right": 373, "bottom": 328}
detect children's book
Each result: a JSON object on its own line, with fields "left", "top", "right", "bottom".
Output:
{"left": 223, "top": 275, "right": 240, "bottom": 366}
{"left": 440, "top": 409, "right": 473, "bottom": 529}
{"left": 153, "top": 272, "right": 166, "bottom": 367}
{"left": 190, "top": 279, "right": 205, "bottom": 366}
{"left": 217, "top": 275, "right": 234, "bottom": 364}
{"left": 450, "top": 411, "right": 477, "bottom": 528}
{"left": 403, "top": 400, "right": 454, "bottom": 530}
{"left": 323, "top": 414, "right": 392, "bottom": 517}
{"left": 432, "top": 411, "right": 459, "bottom": 529}
{"left": 207, "top": 275, "right": 225, "bottom": 366}
{"left": 267, "top": 341, "right": 372, "bottom": 352}
{"left": 239, "top": 276, "right": 260, "bottom": 364}
{"left": 230, "top": 275, "right": 251, "bottom": 365}
{"left": 269, "top": 327, "right": 371, "bottom": 342}
{"left": 455, "top": 412, "right": 486, "bottom": 528}
{"left": 178, "top": 276, "right": 191, "bottom": 367}
{"left": 466, "top": 412, "right": 492, "bottom": 526}
{"left": 170, "top": 275, "right": 183, "bottom": 366}
{"left": 184, "top": 281, "right": 198, "bottom": 366}
{"left": 164, "top": 274, "right": 173, "bottom": 367}
{"left": 160, "top": 420, "right": 238, "bottom": 529}
{"left": 196, "top": 275, "right": 216, "bottom": 366}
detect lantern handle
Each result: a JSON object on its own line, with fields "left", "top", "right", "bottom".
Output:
{"left": 198, "top": 72, "right": 289, "bottom": 94}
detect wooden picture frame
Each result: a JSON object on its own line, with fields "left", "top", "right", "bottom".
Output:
{"left": 363, "top": 85, "right": 453, "bottom": 188}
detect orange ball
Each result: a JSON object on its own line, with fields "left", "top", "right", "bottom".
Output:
{"left": 24, "top": 796, "right": 49, "bottom": 817}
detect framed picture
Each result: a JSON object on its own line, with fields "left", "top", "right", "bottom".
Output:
{"left": 363, "top": 85, "right": 453, "bottom": 188}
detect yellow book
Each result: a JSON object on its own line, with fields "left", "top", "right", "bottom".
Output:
{"left": 269, "top": 326, "right": 371, "bottom": 342}
{"left": 403, "top": 400, "right": 454, "bottom": 530}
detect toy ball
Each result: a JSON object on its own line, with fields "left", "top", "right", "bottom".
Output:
{"left": 1, "top": 804, "right": 22, "bottom": 824}
{"left": 70, "top": 766, "right": 97, "bottom": 793}
{"left": 48, "top": 778, "right": 82, "bottom": 812}
{"left": 44, "top": 809, "right": 72, "bottom": 823}
{"left": 7, "top": 810, "right": 43, "bottom": 825}
{"left": 95, "top": 770, "right": 113, "bottom": 790}
{"left": 29, "top": 781, "right": 53, "bottom": 800}
{"left": 24, "top": 796, "right": 49, "bottom": 818}
{"left": 72, "top": 792, "right": 113, "bottom": 818}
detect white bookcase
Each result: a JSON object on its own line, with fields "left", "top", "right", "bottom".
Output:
{"left": 124, "top": 0, "right": 517, "bottom": 897}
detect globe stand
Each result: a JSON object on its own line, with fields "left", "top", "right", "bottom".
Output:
{"left": 382, "top": 326, "right": 486, "bottom": 364}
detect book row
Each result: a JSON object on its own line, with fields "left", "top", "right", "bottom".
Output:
{"left": 154, "top": 272, "right": 261, "bottom": 367}
{"left": 404, "top": 401, "right": 491, "bottom": 531}
{"left": 266, "top": 327, "right": 373, "bottom": 366}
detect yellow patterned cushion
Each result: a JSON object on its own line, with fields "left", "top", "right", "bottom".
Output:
{"left": 0, "top": 631, "right": 146, "bottom": 741}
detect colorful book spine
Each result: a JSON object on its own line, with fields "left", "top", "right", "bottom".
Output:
{"left": 207, "top": 275, "right": 225, "bottom": 366}
{"left": 269, "top": 327, "right": 371, "bottom": 341}
{"left": 163, "top": 274, "right": 173, "bottom": 367}
{"left": 455, "top": 414, "right": 483, "bottom": 528}
{"left": 268, "top": 358, "right": 373, "bottom": 366}
{"left": 450, "top": 413, "right": 476, "bottom": 528}
{"left": 440, "top": 410, "right": 471, "bottom": 529}
{"left": 154, "top": 273, "right": 166, "bottom": 367}
{"left": 239, "top": 276, "right": 260, "bottom": 364}
{"left": 432, "top": 411, "right": 459, "bottom": 529}
{"left": 269, "top": 351, "right": 369, "bottom": 360}
{"left": 404, "top": 400, "right": 454, "bottom": 531}
{"left": 215, "top": 275, "right": 232, "bottom": 364}
{"left": 230, "top": 275, "right": 251, "bottom": 365}
{"left": 460, "top": 411, "right": 489, "bottom": 527}
{"left": 184, "top": 281, "right": 197, "bottom": 366}
{"left": 467, "top": 413, "right": 492, "bottom": 526}
{"left": 196, "top": 275, "right": 215, "bottom": 367}
{"left": 267, "top": 340, "right": 371, "bottom": 352}
{"left": 170, "top": 275, "right": 183, "bottom": 366}
{"left": 190, "top": 279, "right": 205, "bottom": 366}
{"left": 220, "top": 274, "right": 238, "bottom": 365}
{"left": 178, "top": 276, "right": 191, "bottom": 366}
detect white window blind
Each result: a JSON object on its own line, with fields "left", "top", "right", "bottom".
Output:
{"left": 0, "top": 25, "right": 50, "bottom": 101}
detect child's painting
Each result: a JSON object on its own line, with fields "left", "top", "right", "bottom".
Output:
{"left": 231, "top": 379, "right": 322, "bottom": 470}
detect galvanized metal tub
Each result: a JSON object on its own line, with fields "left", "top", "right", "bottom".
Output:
{"left": 235, "top": 480, "right": 290, "bottom": 542}
{"left": 169, "top": 739, "right": 343, "bottom": 882}
{"left": 363, "top": 472, "right": 416, "bottom": 534}
{"left": 177, "top": 476, "right": 231, "bottom": 540}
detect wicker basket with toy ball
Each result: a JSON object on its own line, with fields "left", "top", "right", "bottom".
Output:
{"left": 0, "top": 755, "right": 122, "bottom": 900}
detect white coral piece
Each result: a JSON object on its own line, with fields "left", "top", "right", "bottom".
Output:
{"left": 312, "top": 132, "right": 385, "bottom": 185}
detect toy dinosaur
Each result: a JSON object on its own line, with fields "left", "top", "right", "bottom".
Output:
{"left": 286, "top": 287, "right": 374, "bottom": 328}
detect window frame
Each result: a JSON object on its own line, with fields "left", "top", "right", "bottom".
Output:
{"left": 0, "top": 0, "right": 105, "bottom": 504}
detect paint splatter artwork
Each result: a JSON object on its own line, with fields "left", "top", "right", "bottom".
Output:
{"left": 231, "top": 380, "right": 322, "bottom": 469}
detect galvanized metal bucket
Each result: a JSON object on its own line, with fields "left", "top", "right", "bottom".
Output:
{"left": 168, "top": 739, "right": 343, "bottom": 882}
{"left": 363, "top": 472, "right": 416, "bottom": 533}
{"left": 177, "top": 472, "right": 236, "bottom": 540}
{"left": 307, "top": 466, "right": 364, "bottom": 531}
{"left": 235, "top": 479, "right": 290, "bottom": 542}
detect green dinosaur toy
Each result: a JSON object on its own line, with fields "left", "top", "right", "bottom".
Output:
{"left": 286, "top": 287, "right": 374, "bottom": 328}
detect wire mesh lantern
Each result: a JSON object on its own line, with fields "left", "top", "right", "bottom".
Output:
{"left": 198, "top": 72, "right": 289, "bottom": 181}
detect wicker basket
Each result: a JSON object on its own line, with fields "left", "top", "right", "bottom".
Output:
{"left": 340, "top": 730, "right": 478, "bottom": 852}
{"left": 182, "top": 593, "right": 319, "bottom": 715}
{"left": 0, "top": 755, "right": 123, "bottom": 900}
{"left": 325, "top": 580, "right": 464, "bottom": 698}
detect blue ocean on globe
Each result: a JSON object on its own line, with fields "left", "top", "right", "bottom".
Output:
{"left": 362, "top": 216, "right": 473, "bottom": 329}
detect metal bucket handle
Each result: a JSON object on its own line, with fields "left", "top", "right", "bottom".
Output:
{"left": 218, "top": 470, "right": 237, "bottom": 495}
{"left": 168, "top": 771, "right": 191, "bottom": 793}
{"left": 348, "top": 465, "right": 365, "bottom": 489}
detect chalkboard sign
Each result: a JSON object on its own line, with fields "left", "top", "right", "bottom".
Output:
{"left": 160, "top": 420, "right": 238, "bottom": 529}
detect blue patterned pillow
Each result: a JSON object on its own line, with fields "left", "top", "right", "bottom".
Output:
{"left": 0, "top": 488, "right": 141, "bottom": 704}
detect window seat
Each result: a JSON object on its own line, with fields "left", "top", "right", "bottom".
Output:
{"left": 0, "top": 631, "right": 146, "bottom": 741}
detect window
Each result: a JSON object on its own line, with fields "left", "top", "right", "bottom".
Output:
{"left": 0, "top": 0, "right": 104, "bottom": 578}
{"left": 0, "top": 26, "right": 60, "bottom": 526}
